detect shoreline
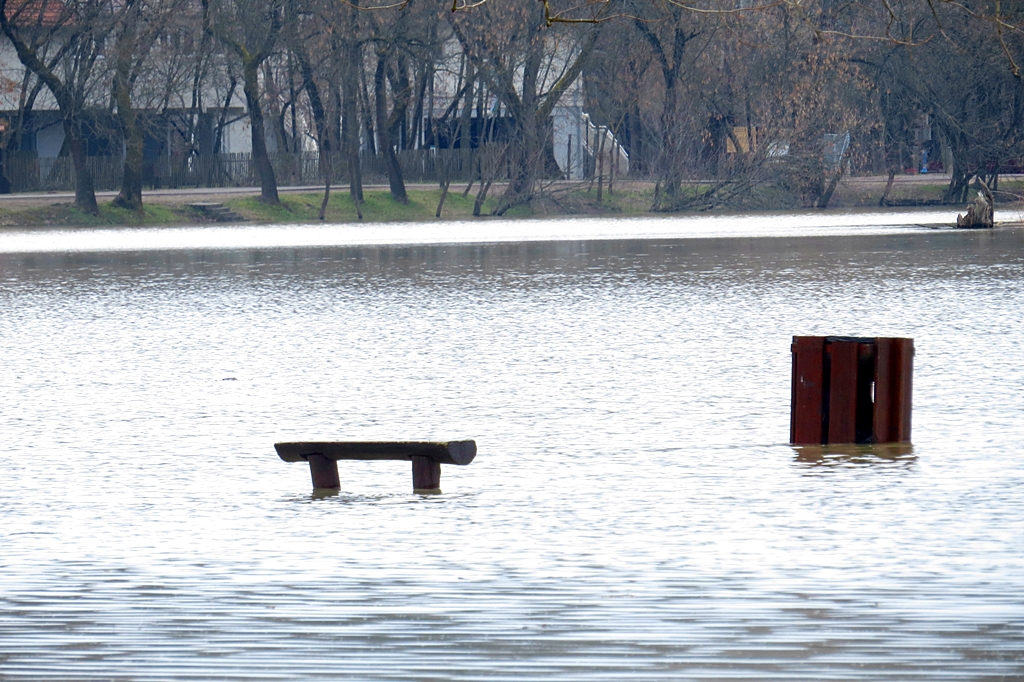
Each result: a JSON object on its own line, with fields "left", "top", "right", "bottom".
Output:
{"left": 2, "top": 207, "right": 1020, "bottom": 256}
{"left": 0, "top": 176, "right": 1021, "bottom": 229}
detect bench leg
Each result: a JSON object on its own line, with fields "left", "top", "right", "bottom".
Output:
{"left": 307, "top": 454, "right": 340, "bottom": 489}
{"left": 412, "top": 456, "right": 441, "bottom": 493}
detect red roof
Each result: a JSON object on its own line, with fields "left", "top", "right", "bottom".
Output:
{"left": 4, "top": 0, "right": 71, "bottom": 28}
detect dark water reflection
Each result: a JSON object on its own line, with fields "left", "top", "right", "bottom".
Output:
{"left": 1, "top": 221, "right": 1023, "bottom": 679}
{"left": 793, "top": 444, "right": 917, "bottom": 468}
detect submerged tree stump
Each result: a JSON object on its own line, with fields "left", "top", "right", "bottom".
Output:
{"left": 956, "top": 180, "right": 994, "bottom": 229}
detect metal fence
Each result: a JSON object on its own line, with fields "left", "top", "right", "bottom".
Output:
{"left": 2, "top": 148, "right": 492, "bottom": 193}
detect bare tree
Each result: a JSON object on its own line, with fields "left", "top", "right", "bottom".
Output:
{"left": 0, "top": 0, "right": 110, "bottom": 212}
{"left": 205, "top": 0, "right": 282, "bottom": 204}
{"left": 452, "top": 0, "right": 601, "bottom": 214}
{"left": 109, "top": 0, "right": 186, "bottom": 211}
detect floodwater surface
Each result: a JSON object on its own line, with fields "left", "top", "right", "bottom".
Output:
{"left": 1, "top": 212, "right": 1022, "bottom": 680}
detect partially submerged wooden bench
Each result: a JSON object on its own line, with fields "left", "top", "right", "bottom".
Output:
{"left": 274, "top": 441, "right": 477, "bottom": 493}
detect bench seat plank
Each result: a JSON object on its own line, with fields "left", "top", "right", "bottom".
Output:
{"left": 275, "top": 440, "right": 476, "bottom": 466}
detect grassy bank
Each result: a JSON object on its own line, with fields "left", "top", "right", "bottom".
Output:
{"left": 228, "top": 188, "right": 501, "bottom": 223}
{"left": 0, "top": 177, "right": 1019, "bottom": 228}
{"left": 225, "top": 185, "right": 666, "bottom": 223}
{"left": 0, "top": 201, "right": 182, "bottom": 227}
{"left": 225, "top": 180, "right": 1022, "bottom": 222}
{"left": 0, "top": 185, "right": 655, "bottom": 228}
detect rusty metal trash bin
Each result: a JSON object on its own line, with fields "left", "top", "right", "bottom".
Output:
{"left": 791, "top": 336, "right": 913, "bottom": 445}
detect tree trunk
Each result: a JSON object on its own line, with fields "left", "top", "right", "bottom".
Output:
{"left": 817, "top": 166, "right": 843, "bottom": 209}
{"left": 243, "top": 59, "right": 279, "bottom": 205}
{"left": 319, "top": 153, "right": 331, "bottom": 220}
{"left": 296, "top": 50, "right": 327, "bottom": 153}
{"left": 490, "top": 39, "right": 542, "bottom": 216}
{"left": 294, "top": 45, "right": 331, "bottom": 219}
{"left": 0, "top": 147, "right": 10, "bottom": 194}
{"left": 113, "top": 101, "right": 144, "bottom": 211}
{"left": 655, "top": 86, "right": 685, "bottom": 208}
{"left": 67, "top": 122, "right": 98, "bottom": 214}
{"left": 330, "top": 83, "right": 343, "bottom": 158}
{"left": 608, "top": 140, "right": 615, "bottom": 195}
{"left": 632, "top": 20, "right": 693, "bottom": 211}
{"left": 456, "top": 63, "right": 474, "bottom": 149}
{"left": 943, "top": 140, "right": 973, "bottom": 204}
{"left": 878, "top": 170, "right": 896, "bottom": 207}
{"left": 491, "top": 120, "right": 537, "bottom": 215}
{"left": 473, "top": 179, "right": 491, "bottom": 216}
{"left": 112, "top": 36, "right": 143, "bottom": 212}
{"left": 359, "top": 67, "right": 376, "bottom": 156}
{"left": 374, "top": 52, "right": 407, "bottom": 203}
{"left": 208, "top": 77, "right": 236, "bottom": 184}
{"left": 340, "top": 34, "right": 363, "bottom": 210}
{"left": 409, "top": 62, "right": 428, "bottom": 149}
{"left": 436, "top": 178, "right": 450, "bottom": 217}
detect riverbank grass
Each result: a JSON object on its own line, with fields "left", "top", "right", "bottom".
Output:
{"left": 228, "top": 185, "right": 658, "bottom": 223}
{"left": 229, "top": 189, "right": 491, "bottom": 223}
{"left": 226, "top": 187, "right": 617, "bottom": 222}
{"left": 1, "top": 177, "right": 1021, "bottom": 228}
{"left": 0, "top": 201, "right": 180, "bottom": 227}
